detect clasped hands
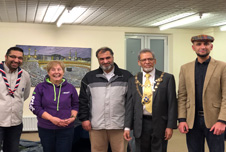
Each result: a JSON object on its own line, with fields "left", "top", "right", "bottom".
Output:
{"left": 51, "top": 117, "right": 75, "bottom": 127}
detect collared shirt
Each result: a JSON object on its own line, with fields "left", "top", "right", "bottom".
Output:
{"left": 125, "top": 69, "right": 155, "bottom": 130}
{"left": 0, "top": 63, "right": 31, "bottom": 127}
{"left": 142, "top": 69, "right": 155, "bottom": 115}
{"left": 194, "top": 57, "right": 226, "bottom": 124}
{"left": 79, "top": 63, "right": 133, "bottom": 129}
{"left": 179, "top": 56, "right": 226, "bottom": 124}
{"left": 103, "top": 67, "right": 115, "bottom": 81}
{"left": 195, "top": 57, "right": 211, "bottom": 113}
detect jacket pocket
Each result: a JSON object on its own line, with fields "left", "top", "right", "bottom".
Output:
{"left": 212, "top": 102, "right": 221, "bottom": 108}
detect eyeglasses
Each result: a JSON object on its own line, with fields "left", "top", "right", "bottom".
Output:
{"left": 8, "top": 55, "right": 23, "bottom": 60}
{"left": 140, "top": 58, "right": 155, "bottom": 62}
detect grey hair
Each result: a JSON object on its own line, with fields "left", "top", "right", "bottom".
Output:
{"left": 138, "top": 48, "right": 155, "bottom": 60}
{"left": 96, "top": 47, "right": 114, "bottom": 58}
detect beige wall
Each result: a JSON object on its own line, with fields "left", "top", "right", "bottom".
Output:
{"left": 0, "top": 22, "right": 225, "bottom": 117}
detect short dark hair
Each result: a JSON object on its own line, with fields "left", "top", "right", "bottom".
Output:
{"left": 138, "top": 48, "right": 155, "bottom": 60}
{"left": 96, "top": 47, "right": 114, "bottom": 58}
{"left": 6, "top": 47, "right": 24, "bottom": 56}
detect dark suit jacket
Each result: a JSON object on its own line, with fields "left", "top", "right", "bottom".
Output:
{"left": 124, "top": 69, "right": 178, "bottom": 139}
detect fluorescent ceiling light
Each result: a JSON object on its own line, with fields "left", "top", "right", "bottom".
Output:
{"left": 214, "top": 22, "right": 226, "bottom": 26}
{"left": 159, "top": 13, "right": 209, "bottom": 30}
{"left": 57, "top": 7, "right": 86, "bottom": 27}
{"left": 151, "top": 13, "right": 195, "bottom": 26}
{"left": 220, "top": 25, "right": 226, "bottom": 31}
{"left": 43, "top": 5, "right": 65, "bottom": 22}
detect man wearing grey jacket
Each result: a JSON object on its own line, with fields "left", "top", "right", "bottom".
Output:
{"left": 78, "top": 47, "right": 132, "bottom": 152}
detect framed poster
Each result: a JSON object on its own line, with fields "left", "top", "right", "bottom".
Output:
{"left": 16, "top": 45, "right": 91, "bottom": 87}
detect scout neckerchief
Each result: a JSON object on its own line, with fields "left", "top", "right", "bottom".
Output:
{"left": 0, "top": 61, "right": 23, "bottom": 98}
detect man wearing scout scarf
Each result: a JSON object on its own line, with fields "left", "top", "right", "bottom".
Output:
{"left": 178, "top": 34, "right": 226, "bottom": 152}
{"left": 124, "top": 49, "right": 177, "bottom": 152}
{"left": 0, "top": 47, "right": 31, "bottom": 152}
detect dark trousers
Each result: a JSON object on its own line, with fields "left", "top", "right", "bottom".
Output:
{"left": 135, "top": 116, "right": 167, "bottom": 152}
{"left": 0, "top": 123, "right": 23, "bottom": 152}
{"left": 38, "top": 127, "right": 74, "bottom": 152}
{"left": 186, "top": 116, "right": 225, "bottom": 152}
{"left": 71, "top": 125, "right": 91, "bottom": 152}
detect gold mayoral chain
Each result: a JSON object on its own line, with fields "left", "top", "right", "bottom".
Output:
{"left": 135, "top": 72, "right": 164, "bottom": 105}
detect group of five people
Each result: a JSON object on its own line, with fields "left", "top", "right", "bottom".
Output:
{"left": 0, "top": 34, "right": 225, "bottom": 152}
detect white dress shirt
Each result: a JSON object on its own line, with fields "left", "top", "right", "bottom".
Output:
{"left": 124, "top": 69, "right": 155, "bottom": 130}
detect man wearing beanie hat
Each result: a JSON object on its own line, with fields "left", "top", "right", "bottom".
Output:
{"left": 178, "top": 34, "right": 226, "bottom": 152}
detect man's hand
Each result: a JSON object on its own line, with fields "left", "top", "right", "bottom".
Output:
{"left": 210, "top": 122, "right": 226, "bottom": 135}
{"left": 178, "top": 122, "right": 189, "bottom": 134}
{"left": 82, "top": 120, "right": 92, "bottom": 131}
{"left": 123, "top": 130, "right": 132, "bottom": 141}
{"left": 164, "top": 128, "right": 173, "bottom": 140}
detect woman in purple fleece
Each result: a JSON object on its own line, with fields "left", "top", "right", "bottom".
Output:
{"left": 29, "top": 61, "right": 79, "bottom": 152}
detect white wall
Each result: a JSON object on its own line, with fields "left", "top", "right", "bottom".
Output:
{"left": 210, "top": 28, "right": 226, "bottom": 61}
{"left": 0, "top": 22, "right": 225, "bottom": 117}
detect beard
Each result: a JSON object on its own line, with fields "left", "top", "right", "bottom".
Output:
{"left": 143, "top": 67, "right": 154, "bottom": 73}
{"left": 196, "top": 52, "right": 209, "bottom": 58}
{"left": 7, "top": 61, "right": 21, "bottom": 71}
{"left": 100, "top": 63, "right": 114, "bottom": 71}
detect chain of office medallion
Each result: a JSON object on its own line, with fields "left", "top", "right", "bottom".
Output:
{"left": 135, "top": 72, "right": 164, "bottom": 98}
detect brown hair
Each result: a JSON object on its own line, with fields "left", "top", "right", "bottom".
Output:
{"left": 46, "top": 61, "right": 65, "bottom": 72}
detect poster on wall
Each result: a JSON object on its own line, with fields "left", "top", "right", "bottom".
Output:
{"left": 16, "top": 45, "right": 91, "bottom": 87}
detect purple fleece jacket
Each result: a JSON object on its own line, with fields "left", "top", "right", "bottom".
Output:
{"left": 29, "top": 77, "right": 79, "bottom": 129}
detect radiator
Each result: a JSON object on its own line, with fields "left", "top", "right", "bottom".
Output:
{"left": 22, "top": 116, "right": 38, "bottom": 131}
